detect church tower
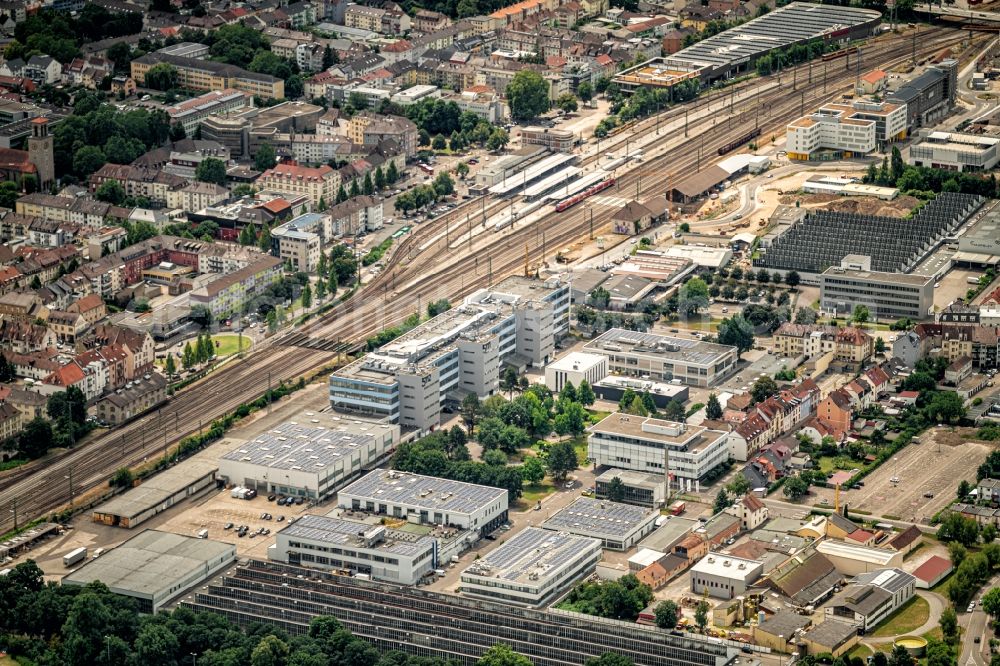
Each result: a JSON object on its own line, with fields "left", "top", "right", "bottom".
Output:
{"left": 27, "top": 117, "right": 54, "bottom": 190}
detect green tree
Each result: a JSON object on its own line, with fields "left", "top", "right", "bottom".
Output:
{"left": 654, "top": 600, "right": 679, "bottom": 630}
{"left": 717, "top": 314, "right": 754, "bottom": 356}
{"left": 17, "top": 417, "right": 52, "bottom": 459}
{"left": 326, "top": 270, "right": 338, "bottom": 298}
{"left": 195, "top": 157, "right": 228, "bottom": 185}
{"left": 95, "top": 178, "right": 125, "bottom": 204}
{"left": 578, "top": 81, "right": 593, "bottom": 103}
{"left": 300, "top": 281, "right": 312, "bottom": 309}
{"left": 363, "top": 171, "right": 374, "bottom": 195}
{"left": 477, "top": 644, "right": 533, "bottom": 666}
{"left": 374, "top": 165, "right": 386, "bottom": 190}
{"left": 705, "top": 393, "right": 723, "bottom": 420}
{"left": 258, "top": 222, "right": 272, "bottom": 252}
{"left": 694, "top": 600, "right": 710, "bottom": 632}
{"left": 386, "top": 160, "right": 399, "bottom": 183}
{"left": 555, "top": 92, "right": 578, "bottom": 113}
{"left": 713, "top": 489, "right": 732, "bottom": 513}
{"left": 522, "top": 455, "right": 545, "bottom": 485}
{"left": 251, "top": 635, "right": 290, "bottom": 666}
{"left": 577, "top": 379, "right": 595, "bottom": 406}
{"left": 940, "top": 606, "right": 958, "bottom": 643}
{"left": 751, "top": 376, "right": 778, "bottom": 404}
{"left": 462, "top": 393, "right": 481, "bottom": 435}
{"left": 133, "top": 622, "right": 180, "bottom": 666}
{"left": 982, "top": 587, "right": 1000, "bottom": 620}
{"left": 546, "top": 440, "right": 578, "bottom": 481}
{"left": 73, "top": 145, "right": 106, "bottom": 177}
{"left": 431, "top": 134, "right": 447, "bottom": 150}
{"left": 164, "top": 353, "right": 176, "bottom": 377}
{"left": 433, "top": 172, "right": 455, "bottom": 196}
{"left": 679, "top": 277, "right": 710, "bottom": 316}
{"left": 182, "top": 341, "right": 195, "bottom": 369}
{"left": 783, "top": 475, "right": 809, "bottom": 500}
{"left": 315, "top": 278, "right": 326, "bottom": 301}
{"left": 144, "top": 62, "right": 178, "bottom": 90}
{"left": 255, "top": 143, "right": 277, "bottom": 171}
{"left": 606, "top": 476, "right": 626, "bottom": 502}
{"left": 958, "top": 479, "right": 972, "bottom": 500}
{"left": 507, "top": 70, "right": 550, "bottom": 120}
{"left": 487, "top": 128, "right": 509, "bottom": 151}
{"left": 852, "top": 304, "right": 870, "bottom": 324}
{"left": 727, "top": 474, "right": 750, "bottom": 497}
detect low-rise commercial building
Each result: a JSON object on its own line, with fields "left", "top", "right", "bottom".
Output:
{"left": 520, "top": 126, "right": 574, "bottom": 152}
{"left": 588, "top": 413, "right": 733, "bottom": 482}
{"left": 338, "top": 469, "right": 509, "bottom": 536}
{"left": 62, "top": 530, "right": 235, "bottom": 613}
{"left": 544, "top": 351, "right": 607, "bottom": 393}
{"left": 824, "top": 568, "right": 915, "bottom": 631}
{"left": 460, "top": 526, "right": 602, "bottom": 606}
{"left": 820, "top": 267, "right": 934, "bottom": 320}
{"left": 92, "top": 460, "right": 219, "bottom": 528}
{"left": 753, "top": 611, "right": 811, "bottom": 652}
{"left": 815, "top": 540, "right": 904, "bottom": 576}
{"left": 583, "top": 328, "right": 737, "bottom": 388}
{"left": 594, "top": 468, "right": 666, "bottom": 507}
{"left": 219, "top": 419, "right": 399, "bottom": 500}
{"left": 689, "top": 553, "right": 764, "bottom": 599}
{"left": 541, "top": 497, "right": 658, "bottom": 550}
{"left": 270, "top": 514, "right": 437, "bottom": 584}
{"left": 909, "top": 130, "right": 1000, "bottom": 172}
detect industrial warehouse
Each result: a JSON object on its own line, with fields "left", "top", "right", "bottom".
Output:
{"left": 616, "top": 3, "right": 882, "bottom": 88}
{"left": 337, "top": 469, "right": 509, "bottom": 536}
{"left": 217, "top": 417, "right": 400, "bottom": 500}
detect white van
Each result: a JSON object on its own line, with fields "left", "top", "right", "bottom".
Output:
{"left": 197, "top": 529, "right": 209, "bottom": 539}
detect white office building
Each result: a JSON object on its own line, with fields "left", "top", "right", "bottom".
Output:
{"left": 217, "top": 418, "right": 399, "bottom": 500}
{"left": 544, "top": 352, "right": 607, "bottom": 393}
{"left": 909, "top": 131, "right": 1000, "bottom": 173}
{"left": 541, "top": 497, "right": 658, "bottom": 550}
{"left": 337, "top": 469, "right": 509, "bottom": 536}
{"left": 329, "top": 277, "right": 569, "bottom": 429}
{"left": 269, "top": 514, "right": 438, "bottom": 584}
{"left": 460, "top": 527, "right": 602, "bottom": 606}
{"left": 588, "top": 413, "right": 732, "bottom": 482}
{"left": 583, "top": 328, "right": 737, "bottom": 388}
{"left": 690, "top": 553, "right": 764, "bottom": 599}
{"left": 786, "top": 101, "right": 907, "bottom": 160}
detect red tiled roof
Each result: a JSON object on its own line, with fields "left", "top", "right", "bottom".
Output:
{"left": 44, "top": 362, "right": 85, "bottom": 387}
{"left": 260, "top": 198, "right": 291, "bottom": 214}
{"left": 861, "top": 69, "right": 886, "bottom": 84}
{"left": 845, "top": 529, "right": 874, "bottom": 543}
{"left": 912, "top": 555, "right": 952, "bottom": 583}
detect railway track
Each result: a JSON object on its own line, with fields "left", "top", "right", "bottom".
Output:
{"left": 0, "top": 27, "right": 975, "bottom": 535}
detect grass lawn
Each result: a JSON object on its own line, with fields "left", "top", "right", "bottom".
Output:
{"left": 931, "top": 572, "right": 954, "bottom": 600}
{"left": 211, "top": 334, "right": 250, "bottom": 357}
{"left": 518, "top": 479, "right": 556, "bottom": 508}
{"left": 847, "top": 644, "right": 873, "bottom": 661}
{"left": 870, "top": 595, "right": 930, "bottom": 638}
{"left": 816, "top": 456, "right": 838, "bottom": 474}
{"left": 569, "top": 435, "right": 589, "bottom": 466}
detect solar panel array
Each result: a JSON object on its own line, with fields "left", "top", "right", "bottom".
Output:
{"left": 753, "top": 192, "right": 984, "bottom": 274}
{"left": 542, "top": 497, "right": 655, "bottom": 538}
{"left": 464, "top": 527, "right": 600, "bottom": 584}
{"left": 221, "top": 421, "right": 374, "bottom": 471}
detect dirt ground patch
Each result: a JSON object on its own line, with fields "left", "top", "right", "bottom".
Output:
{"left": 777, "top": 193, "right": 920, "bottom": 217}
{"left": 812, "top": 433, "right": 991, "bottom": 524}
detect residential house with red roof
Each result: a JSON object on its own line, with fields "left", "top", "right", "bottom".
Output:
{"left": 725, "top": 494, "right": 769, "bottom": 530}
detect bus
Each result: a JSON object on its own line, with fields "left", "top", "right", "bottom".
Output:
{"left": 418, "top": 163, "right": 434, "bottom": 176}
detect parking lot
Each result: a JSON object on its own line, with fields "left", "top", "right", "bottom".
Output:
{"left": 812, "top": 429, "right": 990, "bottom": 523}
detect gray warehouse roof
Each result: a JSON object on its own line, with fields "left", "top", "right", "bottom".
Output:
{"left": 542, "top": 497, "right": 657, "bottom": 539}
{"left": 62, "top": 530, "right": 235, "bottom": 598}
{"left": 462, "top": 526, "right": 600, "bottom": 586}
{"left": 279, "top": 514, "right": 434, "bottom": 557}
{"left": 340, "top": 469, "right": 507, "bottom": 515}
{"left": 94, "top": 459, "right": 218, "bottom": 521}
{"left": 584, "top": 328, "right": 735, "bottom": 366}
{"left": 222, "top": 419, "right": 395, "bottom": 472}
{"left": 756, "top": 610, "right": 811, "bottom": 638}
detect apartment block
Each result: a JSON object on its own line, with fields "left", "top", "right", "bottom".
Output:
{"left": 329, "top": 277, "right": 568, "bottom": 429}
{"left": 255, "top": 163, "right": 340, "bottom": 207}
{"left": 772, "top": 323, "right": 874, "bottom": 364}
{"left": 187, "top": 255, "right": 283, "bottom": 320}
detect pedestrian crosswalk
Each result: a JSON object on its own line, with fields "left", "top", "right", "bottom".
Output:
{"left": 589, "top": 195, "right": 631, "bottom": 207}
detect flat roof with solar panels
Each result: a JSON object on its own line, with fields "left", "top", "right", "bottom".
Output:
{"left": 460, "top": 526, "right": 603, "bottom": 606}
{"left": 541, "top": 497, "right": 659, "bottom": 550}
{"left": 338, "top": 470, "right": 510, "bottom": 536}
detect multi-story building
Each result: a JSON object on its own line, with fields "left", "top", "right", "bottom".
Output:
{"left": 520, "top": 126, "right": 574, "bottom": 152}
{"left": 772, "top": 323, "right": 873, "bottom": 364}
{"left": 89, "top": 164, "right": 188, "bottom": 206}
{"left": 461, "top": 527, "right": 602, "bottom": 606}
{"left": 16, "top": 193, "right": 112, "bottom": 225}
{"left": 167, "top": 182, "right": 231, "bottom": 212}
{"left": 541, "top": 497, "right": 658, "bottom": 550}
{"left": 339, "top": 469, "right": 509, "bottom": 536}
{"left": 588, "top": 413, "right": 733, "bottom": 482}
{"left": 888, "top": 59, "right": 958, "bottom": 131}
{"left": 690, "top": 554, "right": 764, "bottom": 599}
{"left": 582, "top": 328, "right": 737, "bottom": 388}
{"left": 345, "top": 4, "right": 386, "bottom": 31}
{"left": 271, "top": 514, "right": 437, "bottom": 584}
{"left": 93, "top": 372, "right": 168, "bottom": 425}
{"left": 255, "top": 163, "right": 340, "bottom": 207}
{"left": 329, "top": 277, "right": 569, "bottom": 429}
{"left": 131, "top": 53, "right": 284, "bottom": 100}
{"left": 188, "top": 255, "right": 283, "bottom": 320}
{"left": 441, "top": 88, "right": 506, "bottom": 124}
{"left": 347, "top": 113, "right": 419, "bottom": 157}
{"left": 327, "top": 195, "right": 383, "bottom": 234}
{"left": 271, "top": 224, "right": 320, "bottom": 271}
{"left": 820, "top": 267, "right": 934, "bottom": 320}
{"left": 166, "top": 89, "right": 252, "bottom": 137}
{"left": 785, "top": 101, "right": 906, "bottom": 161}
{"left": 909, "top": 130, "right": 1000, "bottom": 173}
